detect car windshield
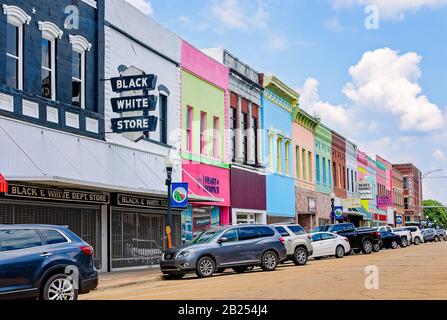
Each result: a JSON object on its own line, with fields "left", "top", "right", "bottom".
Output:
{"left": 312, "top": 225, "right": 330, "bottom": 233}
{"left": 190, "top": 229, "right": 222, "bottom": 244}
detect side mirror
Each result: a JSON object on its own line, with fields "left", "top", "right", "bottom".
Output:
{"left": 218, "top": 237, "right": 228, "bottom": 244}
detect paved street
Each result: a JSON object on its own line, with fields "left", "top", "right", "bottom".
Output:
{"left": 83, "top": 241, "right": 447, "bottom": 300}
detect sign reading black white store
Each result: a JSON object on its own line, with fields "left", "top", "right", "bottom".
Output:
{"left": 111, "top": 95, "right": 157, "bottom": 113}
{"left": 6, "top": 184, "right": 109, "bottom": 204}
{"left": 111, "top": 116, "right": 158, "bottom": 133}
{"left": 110, "top": 74, "right": 157, "bottom": 93}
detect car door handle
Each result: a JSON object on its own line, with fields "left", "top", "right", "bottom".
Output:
{"left": 41, "top": 252, "right": 53, "bottom": 257}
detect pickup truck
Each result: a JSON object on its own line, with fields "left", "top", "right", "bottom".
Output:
{"left": 378, "top": 226, "right": 411, "bottom": 247}
{"left": 312, "top": 223, "right": 381, "bottom": 254}
{"left": 272, "top": 224, "right": 313, "bottom": 266}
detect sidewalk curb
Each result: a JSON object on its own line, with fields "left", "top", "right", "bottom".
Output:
{"left": 97, "top": 275, "right": 163, "bottom": 291}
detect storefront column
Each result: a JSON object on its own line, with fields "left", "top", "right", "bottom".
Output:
{"left": 256, "top": 116, "right": 263, "bottom": 165}
{"left": 235, "top": 95, "right": 244, "bottom": 163}
{"left": 247, "top": 102, "right": 255, "bottom": 165}
{"left": 220, "top": 207, "right": 230, "bottom": 226}
{"left": 100, "top": 204, "right": 109, "bottom": 273}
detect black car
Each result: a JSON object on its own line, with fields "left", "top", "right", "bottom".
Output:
{"left": 0, "top": 224, "right": 99, "bottom": 300}
{"left": 377, "top": 230, "right": 403, "bottom": 249}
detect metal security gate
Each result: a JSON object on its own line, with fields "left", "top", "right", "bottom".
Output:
{"left": 111, "top": 208, "right": 180, "bottom": 270}
{"left": 0, "top": 200, "right": 102, "bottom": 270}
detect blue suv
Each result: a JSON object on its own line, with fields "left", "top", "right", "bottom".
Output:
{"left": 0, "top": 225, "right": 99, "bottom": 300}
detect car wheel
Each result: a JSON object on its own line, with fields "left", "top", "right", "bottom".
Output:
{"left": 261, "top": 251, "right": 279, "bottom": 271}
{"left": 362, "top": 240, "right": 373, "bottom": 254}
{"left": 391, "top": 240, "right": 399, "bottom": 249}
{"left": 215, "top": 268, "right": 226, "bottom": 273}
{"left": 41, "top": 273, "right": 78, "bottom": 301}
{"left": 335, "top": 245, "right": 345, "bottom": 258}
{"left": 414, "top": 237, "right": 421, "bottom": 245}
{"left": 434, "top": 236, "right": 440, "bottom": 242}
{"left": 292, "top": 247, "right": 308, "bottom": 266}
{"left": 196, "top": 256, "right": 215, "bottom": 278}
{"left": 439, "top": 235, "right": 444, "bottom": 241}
{"left": 400, "top": 238, "right": 408, "bottom": 248}
{"left": 373, "top": 243, "right": 381, "bottom": 252}
{"left": 232, "top": 266, "right": 248, "bottom": 273}
{"left": 163, "top": 274, "right": 185, "bottom": 280}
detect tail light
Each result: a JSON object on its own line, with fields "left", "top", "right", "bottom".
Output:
{"left": 279, "top": 237, "right": 285, "bottom": 244}
{"left": 81, "top": 245, "right": 94, "bottom": 256}
{"left": 307, "top": 235, "right": 311, "bottom": 240}
{"left": 344, "top": 237, "right": 349, "bottom": 242}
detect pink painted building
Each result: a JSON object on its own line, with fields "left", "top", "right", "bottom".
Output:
{"left": 377, "top": 155, "right": 394, "bottom": 225}
{"left": 180, "top": 40, "right": 230, "bottom": 240}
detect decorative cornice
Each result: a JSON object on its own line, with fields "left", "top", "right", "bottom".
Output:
{"left": 315, "top": 124, "right": 332, "bottom": 143}
{"left": 38, "top": 21, "right": 64, "bottom": 40}
{"left": 293, "top": 108, "right": 320, "bottom": 131}
{"left": 69, "top": 35, "right": 92, "bottom": 52}
{"left": 263, "top": 75, "right": 299, "bottom": 108}
{"left": 3, "top": 4, "right": 31, "bottom": 25}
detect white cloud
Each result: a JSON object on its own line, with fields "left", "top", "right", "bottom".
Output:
{"left": 330, "top": 0, "right": 447, "bottom": 20}
{"left": 299, "top": 78, "right": 352, "bottom": 131}
{"left": 125, "top": 0, "right": 153, "bottom": 16}
{"left": 209, "top": 0, "right": 270, "bottom": 32}
{"left": 433, "top": 149, "right": 446, "bottom": 161}
{"left": 343, "top": 47, "right": 444, "bottom": 132}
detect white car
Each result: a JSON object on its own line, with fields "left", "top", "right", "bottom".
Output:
{"left": 378, "top": 226, "right": 411, "bottom": 247}
{"left": 309, "top": 232, "right": 351, "bottom": 259}
{"left": 405, "top": 226, "right": 424, "bottom": 245}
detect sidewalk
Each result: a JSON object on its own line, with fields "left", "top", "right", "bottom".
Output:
{"left": 97, "top": 268, "right": 163, "bottom": 290}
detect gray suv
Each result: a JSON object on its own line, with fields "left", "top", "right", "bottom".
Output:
{"left": 160, "top": 225, "right": 287, "bottom": 279}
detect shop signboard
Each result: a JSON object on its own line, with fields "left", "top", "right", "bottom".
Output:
{"left": 171, "top": 183, "right": 189, "bottom": 209}
{"left": 377, "top": 196, "right": 393, "bottom": 206}
{"left": 342, "top": 198, "right": 361, "bottom": 209}
{"left": 6, "top": 184, "right": 109, "bottom": 204}
{"left": 111, "top": 95, "right": 157, "bottom": 113}
{"left": 110, "top": 74, "right": 157, "bottom": 93}
{"left": 111, "top": 116, "right": 158, "bottom": 133}
{"left": 357, "top": 181, "right": 374, "bottom": 200}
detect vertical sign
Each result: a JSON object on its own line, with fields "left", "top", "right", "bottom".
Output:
{"left": 171, "top": 183, "right": 189, "bottom": 208}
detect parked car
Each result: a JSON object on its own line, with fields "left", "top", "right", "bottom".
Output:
{"left": 271, "top": 224, "right": 312, "bottom": 266}
{"left": 376, "top": 229, "right": 403, "bottom": 249}
{"left": 309, "top": 232, "right": 350, "bottom": 259}
{"left": 312, "top": 223, "right": 381, "bottom": 255}
{"left": 405, "top": 226, "right": 424, "bottom": 245}
{"left": 378, "top": 226, "right": 411, "bottom": 247}
{"left": 160, "top": 225, "right": 287, "bottom": 279}
{"left": 0, "top": 224, "right": 98, "bottom": 300}
{"left": 421, "top": 228, "right": 437, "bottom": 242}
{"left": 435, "top": 228, "right": 446, "bottom": 241}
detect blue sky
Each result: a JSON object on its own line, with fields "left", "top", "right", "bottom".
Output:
{"left": 126, "top": 0, "right": 447, "bottom": 203}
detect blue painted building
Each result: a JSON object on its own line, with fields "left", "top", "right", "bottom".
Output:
{"left": 263, "top": 75, "right": 299, "bottom": 223}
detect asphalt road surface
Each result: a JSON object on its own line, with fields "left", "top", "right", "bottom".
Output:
{"left": 83, "top": 241, "right": 447, "bottom": 300}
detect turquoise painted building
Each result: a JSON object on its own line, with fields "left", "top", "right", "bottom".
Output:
{"left": 263, "top": 75, "right": 299, "bottom": 223}
{"left": 314, "top": 124, "right": 333, "bottom": 195}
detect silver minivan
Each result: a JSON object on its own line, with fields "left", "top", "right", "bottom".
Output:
{"left": 160, "top": 224, "right": 287, "bottom": 279}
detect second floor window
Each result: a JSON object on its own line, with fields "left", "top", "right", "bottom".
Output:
{"left": 230, "top": 107, "right": 236, "bottom": 162}
{"left": 285, "top": 141, "right": 290, "bottom": 175}
{"left": 6, "top": 23, "right": 23, "bottom": 90}
{"left": 159, "top": 95, "right": 168, "bottom": 144}
{"left": 316, "top": 154, "right": 321, "bottom": 184}
{"left": 186, "top": 106, "right": 193, "bottom": 152}
{"left": 200, "top": 112, "right": 207, "bottom": 155}
{"left": 71, "top": 50, "right": 83, "bottom": 107}
{"left": 41, "top": 38, "right": 55, "bottom": 100}
{"left": 213, "top": 116, "right": 219, "bottom": 158}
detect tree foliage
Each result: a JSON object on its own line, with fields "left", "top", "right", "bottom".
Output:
{"left": 423, "top": 199, "right": 447, "bottom": 228}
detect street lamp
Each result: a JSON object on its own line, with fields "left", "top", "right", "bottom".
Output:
{"left": 330, "top": 192, "right": 336, "bottom": 224}
{"left": 164, "top": 154, "right": 174, "bottom": 249}
{"left": 422, "top": 169, "right": 443, "bottom": 179}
